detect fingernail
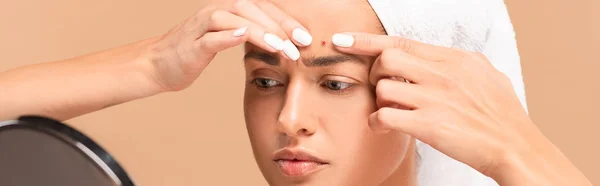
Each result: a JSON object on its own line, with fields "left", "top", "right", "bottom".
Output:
{"left": 233, "top": 27, "right": 248, "bottom": 37}
{"left": 292, "top": 28, "right": 313, "bottom": 46}
{"left": 264, "top": 33, "right": 285, "bottom": 51}
{"left": 332, "top": 33, "right": 354, "bottom": 47}
{"left": 282, "top": 40, "right": 300, "bottom": 61}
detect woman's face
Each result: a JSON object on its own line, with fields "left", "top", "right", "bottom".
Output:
{"left": 243, "top": 1, "right": 414, "bottom": 185}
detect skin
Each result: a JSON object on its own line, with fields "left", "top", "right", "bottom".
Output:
{"left": 0, "top": 0, "right": 592, "bottom": 185}
{"left": 242, "top": 1, "right": 415, "bottom": 185}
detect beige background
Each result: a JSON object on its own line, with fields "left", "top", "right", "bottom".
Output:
{"left": 1, "top": 0, "right": 598, "bottom": 185}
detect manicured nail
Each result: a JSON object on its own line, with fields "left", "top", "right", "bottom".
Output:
{"left": 264, "top": 33, "right": 285, "bottom": 50}
{"left": 233, "top": 27, "right": 248, "bottom": 37}
{"left": 282, "top": 40, "right": 300, "bottom": 61}
{"left": 332, "top": 33, "right": 354, "bottom": 47}
{"left": 292, "top": 28, "right": 313, "bottom": 46}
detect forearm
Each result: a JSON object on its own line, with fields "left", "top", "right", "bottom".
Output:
{"left": 0, "top": 37, "right": 164, "bottom": 121}
{"left": 491, "top": 135, "right": 592, "bottom": 186}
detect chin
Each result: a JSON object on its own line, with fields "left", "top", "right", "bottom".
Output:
{"left": 266, "top": 179, "right": 338, "bottom": 186}
{"left": 261, "top": 167, "right": 339, "bottom": 186}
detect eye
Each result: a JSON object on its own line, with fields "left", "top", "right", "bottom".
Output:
{"left": 322, "top": 80, "right": 353, "bottom": 91}
{"left": 252, "top": 78, "right": 282, "bottom": 89}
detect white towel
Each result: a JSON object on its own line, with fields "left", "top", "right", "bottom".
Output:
{"left": 367, "top": 0, "right": 528, "bottom": 185}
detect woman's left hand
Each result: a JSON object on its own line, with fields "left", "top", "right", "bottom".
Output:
{"left": 333, "top": 33, "right": 592, "bottom": 186}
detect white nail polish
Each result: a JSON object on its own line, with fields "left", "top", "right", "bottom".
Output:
{"left": 283, "top": 40, "right": 300, "bottom": 61}
{"left": 233, "top": 27, "right": 248, "bottom": 37}
{"left": 264, "top": 33, "right": 285, "bottom": 50}
{"left": 332, "top": 33, "right": 354, "bottom": 47}
{"left": 292, "top": 28, "right": 313, "bottom": 46}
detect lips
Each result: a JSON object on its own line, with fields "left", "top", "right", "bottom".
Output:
{"left": 273, "top": 149, "right": 329, "bottom": 177}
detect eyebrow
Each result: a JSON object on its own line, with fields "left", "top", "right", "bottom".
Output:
{"left": 243, "top": 51, "right": 367, "bottom": 67}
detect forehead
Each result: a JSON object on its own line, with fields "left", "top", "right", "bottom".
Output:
{"left": 271, "top": 0, "right": 383, "bottom": 35}
{"left": 246, "top": 0, "right": 384, "bottom": 56}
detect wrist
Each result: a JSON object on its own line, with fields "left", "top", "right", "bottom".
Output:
{"left": 96, "top": 36, "right": 169, "bottom": 105}
{"left": 134, "top": 36, "right": 171, "bottom": 94}
{"left": 486, "top": 148, "right": 535, "bottom": 185}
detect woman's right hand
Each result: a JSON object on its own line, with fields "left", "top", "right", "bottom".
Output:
{"left": 145, "top": 0, "right": 312, "bottom": 92}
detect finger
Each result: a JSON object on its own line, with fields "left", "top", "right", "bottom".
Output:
{"left": 195, "top": 26, "right": 284, "bottom": 62}
{"left": 206, "top": 6, "right": 298, "bottom": 60}
{"left": 368, "top": 107, "right": 427, "bottom": 137}
{"left": 255, "top": 1, "right": 313, "bottom": 47}
{"left": 203, "top": 9, "right": 254, "bottom": 31}
{"left": 375, "top": 79, "right": 431, "bottom": 110}
{"left": 179, "top": 4, "right": 222, "bottom": 37}
{"left": 202, "top": 10, "right": 283, "bottom": 53}
{"left": 229, "top": 0, "right": 287, "bottom": 39}
{"left": 369, "top": 48, "right": 442, "bottom": 85}
{"left": 332, "top": 32, "right": 459, "bottom": 62}
{"left": 229, "top": 0, "right": 302, "bottom": 60}
{"left": 195, "top": 28, "right": 249, "bottom": 58}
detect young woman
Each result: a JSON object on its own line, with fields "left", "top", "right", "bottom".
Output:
{"left": 0, "top": 0, "right": 591, "bottom": 185}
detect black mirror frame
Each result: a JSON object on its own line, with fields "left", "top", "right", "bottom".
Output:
{"left": 0, "top": 115, "right": 135, "bottom": 186}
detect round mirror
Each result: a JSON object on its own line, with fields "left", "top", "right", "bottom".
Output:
{"left": 0, "top": 116, "right": 134, "bottom": 186}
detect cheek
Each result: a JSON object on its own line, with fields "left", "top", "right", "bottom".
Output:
{"left": 243, "top": 87, "right": 281, "bottom": 146}
{"left": 320, "top": 87, "right": 376, "bottom": 149}
{"left": 323, "top": 89, "right": 412, "bottom": 184}
{"left": 351, "top": 132, "right": 412, "bottom": 184}
{"left": 331, "top": 128, "right": 412, "bottom": 185}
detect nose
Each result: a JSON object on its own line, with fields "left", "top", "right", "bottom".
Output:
{"left": 277, "top": 80, "right": 318, "bottom": 137}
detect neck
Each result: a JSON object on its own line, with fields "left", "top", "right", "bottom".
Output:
{"left": 380, "top": 139, "right": 418, "bottom": 186}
